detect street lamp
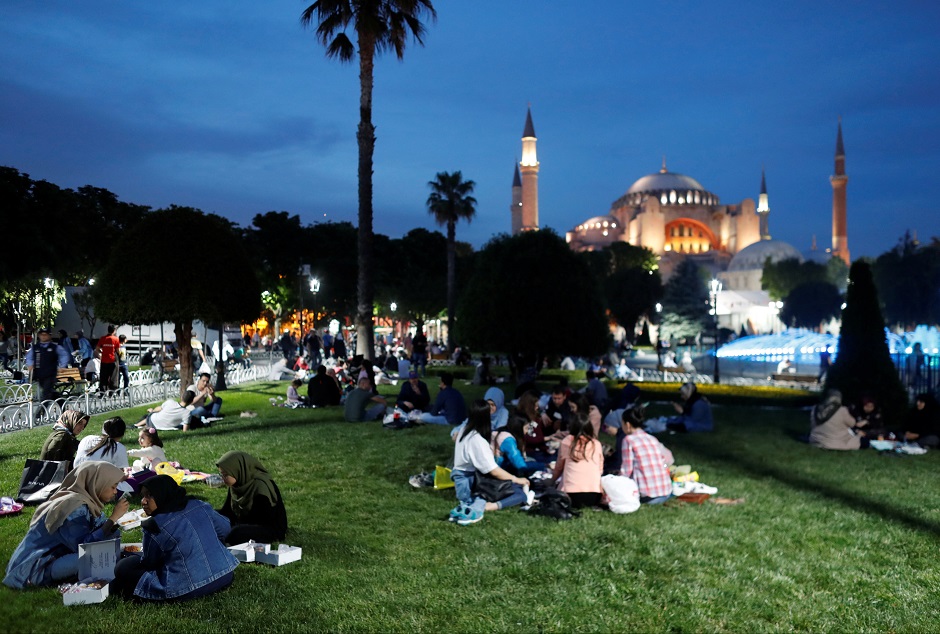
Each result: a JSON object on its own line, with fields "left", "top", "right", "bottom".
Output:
{"left": 709, "top": 278, "right": 722, "bottom": 384}
{"left": 309, "top": 277, "right": 320, "bottom": 329}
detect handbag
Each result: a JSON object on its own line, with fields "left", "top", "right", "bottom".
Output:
{"left": 473, "top": 473, "right": 515, "bottom": 502}
{"left": 16, "top": 459, "right": 69, "bottom": 505}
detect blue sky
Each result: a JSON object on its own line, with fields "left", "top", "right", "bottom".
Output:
{"left": 2, "top": 2, "right": 938, "bottom": 260}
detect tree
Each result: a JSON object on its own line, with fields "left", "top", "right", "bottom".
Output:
{"left": 382, "top": 228, "right": 446, "bottom": 321}
{"left": 779, "top": 280, "right": 842, "bottom": 330}
{"left": 606, "top": 267, "right": 663, "bottom": 343}
{"left": 94, "top": 207, "right": 261, "bottom": 393}
{"left": 457, "top": 230, "right": 608, "bottom": 378}
{"left": 426, "top": 171, "right": 476, "bottom": 350}
{"left": 826, "top": 261, "right": 907, "bottom": 426}
{"left": 301, "top": 0, "right": 437, "bottom": 360}
{"left": 660, "top": 259, "right": 710, "bottom": 342}
{"left": 762, "top": 257, "right": 830, "bottom": 301}
{"left": 873, "top": 232, "right": 940, "bottom": 329}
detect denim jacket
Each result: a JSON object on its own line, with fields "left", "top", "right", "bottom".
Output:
{"left": 135, "top": 499, "right": 238, "bottom": 600}
{"left": 4, "top": 506, "right": 111, "bottom": 589}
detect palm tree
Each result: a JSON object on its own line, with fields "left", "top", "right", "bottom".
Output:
{"left": 426, "top": 171, "right": 476, "bottom": 351}
{"left": 301, "top": 0, "right": 436, "bottom": 360}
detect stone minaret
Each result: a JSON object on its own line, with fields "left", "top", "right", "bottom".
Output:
{"left": 510, "top": 164, "right": 522, "bottom": 235}
{"left": 519, "top": 108, "right": 539, "bottom": 232}
{"left": 830, "top": 119, "right": 850, "bottom": 264}
{"left": 757, "top": 166, "right": 771, "bottom": 240}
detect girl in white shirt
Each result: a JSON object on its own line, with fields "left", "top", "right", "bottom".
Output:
{"left": 74, "top": 417, "right": 129, "bottom": 470}
{"left": 450, "top": 400, "right": 529, "bottom": 526}
{"left": 127, "top": 427, "right": 168, "bottom": 471}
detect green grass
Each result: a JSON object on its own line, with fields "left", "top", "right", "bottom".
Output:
{"left": 1, "top": 380, "right": 939, "bottom": 632}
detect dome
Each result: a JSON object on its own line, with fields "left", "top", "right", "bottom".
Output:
{"left": 728, "top": 239, "right": 803, "bottom": 272}
{"left": 568, "top": 214, "right": 623, "bottom": 248}
{"left": 627, "top": 171, "right": 706, "bottom": 195}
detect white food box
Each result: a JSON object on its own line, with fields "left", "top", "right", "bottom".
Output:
{"left": 227, "top": 542, "right": 257, "bottom": 563}
{"left": 121, "top": 542, "right": 143, "bottom": 556}
{"left": 61, "top": 580, "right": 109, "bottom": 606}
{"left": 116, "top": 508, "right": 148, "bottom": 531}
{"left": 78, "top": 537, "right": 120, "bottom": 582}
{"left": 254, "top": 544, "right": 302, "bottom": 567}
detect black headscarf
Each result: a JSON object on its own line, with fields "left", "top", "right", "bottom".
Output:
{"left": 141, "top": 474, "right": 188, "bottom": 516}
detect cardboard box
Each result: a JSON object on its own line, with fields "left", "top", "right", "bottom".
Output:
{"left": 227, "top": 542, "right": 256, "bottom": 563}
{"left": 61, "top": 580, "right": 109, "bottom": 606}
{"left": 255, "top": 544, "right": 302, "bottom": 567}
{"left": 78, "top": 538, "right": 120, "bottom": 582}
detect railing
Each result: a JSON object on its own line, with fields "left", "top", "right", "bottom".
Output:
{"left": 0, "top": 364, "right": 269, "bottom": 434}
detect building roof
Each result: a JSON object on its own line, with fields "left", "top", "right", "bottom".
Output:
{"left": 727, "top": 239, "right": 803, "bottom": 272}
{"left": 626, "top": 169, "right": 707, "bottom": 196}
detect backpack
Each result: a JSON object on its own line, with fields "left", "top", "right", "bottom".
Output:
{"left": 527, "top": 489, "right": 580, "bottom": 520}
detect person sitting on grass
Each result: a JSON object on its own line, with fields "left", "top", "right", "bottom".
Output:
{"left": 109, "top": 475, "right": 237, "bottom": 602}
{"left": 491, "top": 416, "right": 547, "bottom": 477}
{"left": 621, "top": 408, "right": 674, "bottom": 505}
{"left": 74, "top": 416, "right": 129, "bottom": 471}
{"left": 449, "top": 400, "right": 530, "bottom": 526}
{"left": 395, "top": 370, "right": 431, "bottom": 413}
{"left": 216, "top": 451, "right": 287, "bottom": 545}
{"left": 552, "top": 413, "right": 604, "bottom": 509}
{"left": 344, "top": 377, "right": 387, "bottom": 422}
{"left": 39, "top": 410, "right": 90, "bottom": 469}
{"left": 809, "top": 389, "right": 865, "bottom": 450}
{"left": 4, "top": 462, "right": 128, "bottom": 589}
{"left": 665, "top": 382, "right": 713, "bottom": 433}
{"left": 127, "top": 427, "right": 168, "bottom": 471}
{"left": 187, "top": 373, "right": 223, "bottom": 424}
{"left": 286, "top": 379, "right": 309, "bottom": 407}
{"left": 569, "top": 391, "right": 602, "bottom": 439}
{"left": 308, "top": 365, "right": 342, "bottom": 407}
{"left": 419, "top": 371, "right": 467, "bottom": 426}
{"left": 135, "top": 389, "right": 197, "bottom": 431}
{"left": 485, "top": 386, "right": 510, "bottom": 430}
{"left": 903, "top": 393, "right": 940, "bottom": 448}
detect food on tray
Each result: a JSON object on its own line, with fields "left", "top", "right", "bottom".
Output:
{"left": 122, "top": 545, "right": 142, "bottom": 553}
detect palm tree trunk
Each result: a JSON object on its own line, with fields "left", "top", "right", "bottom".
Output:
{"left": 356, "top": 34, "right": 376, "bottom": 361}
{"left": 446, "top": 219, "right": 456, "bottom": 351}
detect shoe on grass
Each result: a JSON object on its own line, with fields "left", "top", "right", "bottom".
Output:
{"left": 456, "top": 506, "right": 484, "bottom": 526}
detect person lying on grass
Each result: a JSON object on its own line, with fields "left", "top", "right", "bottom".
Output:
{"left": 136, "top": 389, "right": 197, "bottom": 431}
{"left": 110, "top": 475, "right": 237, "bottom": 602}
{"left": 216, "top": 451, "right": 287, "bottom": 545}
{"left": 4, "top": 462, "right": 128, "bottom": 589}
{"left": 450, "top": 400, "right": 530, "bottom": 526}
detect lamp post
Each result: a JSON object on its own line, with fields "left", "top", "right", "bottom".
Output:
{"left": 309, "top": 277, "right": 320, "bottom": 329}
{"left": 709, "top": 278, "right": 722, "bottom": 384}
{"left": 390, "top": 302, "right": 397, "bottom": 347}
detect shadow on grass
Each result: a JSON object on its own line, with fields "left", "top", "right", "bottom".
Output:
{"left": 674, "top": 437, "right": 940, "bottom": 539}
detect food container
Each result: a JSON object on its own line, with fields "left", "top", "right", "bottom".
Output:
{"left": 255, "top": 544, "right": 302, "bottom": 567}
{"left": 121, "top": 542, "right": 143, "bottom": 555}
{"left": 116, "top": 509, "right": 149, "bottom": 531}
{"left": 227, "top": 542, "right": 257, "bottom": 563}
{"left": 60, "top": 580, "right": 109, "bottom": 606}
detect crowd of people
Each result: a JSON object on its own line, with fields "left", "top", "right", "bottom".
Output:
{"left": 809, "top": 389, "right": 940, "bottom": 450}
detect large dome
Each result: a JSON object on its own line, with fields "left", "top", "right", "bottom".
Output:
{"left": 728, "top": 239, "right": 803, "bottom": 271}
{"left": 627, "top": 170, "right": 706, "bottom": 195}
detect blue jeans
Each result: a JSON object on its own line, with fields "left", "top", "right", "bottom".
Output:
{"left": 451, "top": 469, "right": 487, "bottom": 512}
{"left": 364, "top": 403, "right": 386, "bottom": 421}
{"left": 191, "top": 397, "right": 223, "bottom": 420}
{"left": 412, "top": 353, "right": 427, "bottom": 376}
{"left": 640, "top": 494, "right": 671, "bottom": 505}
{"left": 420, "top": 413, "right": 451, "bottom": 426}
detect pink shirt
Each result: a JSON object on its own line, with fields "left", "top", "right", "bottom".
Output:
{"left": 555, "top": 435, "right": 603, "bottom": 494}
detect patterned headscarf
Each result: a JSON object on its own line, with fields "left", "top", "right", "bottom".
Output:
{"left": 30, "top": 461, "right": 124, "bottom": 532}
{"left": 54, "top": 410, "right": 89, "bottom": 436}
{"left": 216, "top": 451, "right": 278, "bottom": 515}
{"left": 813, "top": 389, "right": 843, "bottom": 425}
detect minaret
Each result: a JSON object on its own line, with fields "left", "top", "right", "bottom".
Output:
{"left": 830, "top": 119, "right": 850, "bottom": 264}
{"left": 510, "top": 164, "right": 522, "bottom": 235}
{"left": 757, "top": 166, "right": 771, "bottom": 240}
{"left": 519, "top": 107, "right": 539, "bottom": 232}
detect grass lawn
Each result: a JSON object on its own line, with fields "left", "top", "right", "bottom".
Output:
{"left": 1, "top": 379, "right": 939, "bottom": 632}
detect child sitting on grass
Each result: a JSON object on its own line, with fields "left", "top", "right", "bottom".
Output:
{"left": 286, "top": 379, "right": 309, "bottom": 407}
{"left": 450, "top": 400, "right": 530, "bottom": 526}
{"left": 127, "top": 427, "right": 167, "bottom": 471}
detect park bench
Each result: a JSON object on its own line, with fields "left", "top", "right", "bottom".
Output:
{"left": 55, "top": 367, "right": 86, "bottom": 397}
{"left": 771, "top": 373, "right": 818, "bottom": 385}
{"left": 161, "top": 358, "right": 180, "bottom": 378}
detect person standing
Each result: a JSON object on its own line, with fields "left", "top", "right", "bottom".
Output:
{"left": 117, "top": 334, "right": 131, "bottom": 389}
{"left": 75, "top": 330, "right": 94, "bottom": 375}
{"left": 303, "top": 328, "right": 322, "bottom": 367}
{"left": 94, "top": 325, "right": 120, "bottom": 392}
{"left": 0, "top": 332, "right": 14, "bottom": 373}
{"left": 57, "top": 330, "right": 76, "bottom": 366}
{"left": 411, "top": 326, "right": 428, "bottom": 377}
{"left": 26, "top": 328, "right": 70, "bottom": 401}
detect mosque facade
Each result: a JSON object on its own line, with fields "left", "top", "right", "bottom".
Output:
{"left": 510, "top": 109, "right": 849, "bottom": 334}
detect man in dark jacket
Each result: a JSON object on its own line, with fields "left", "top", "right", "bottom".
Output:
{"left": 25, "top": 328, "right": 70, "bottom": 401}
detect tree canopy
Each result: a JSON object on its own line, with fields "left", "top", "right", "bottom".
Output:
{"left": 872, "top": 232, "right": 940, "bottom": 328}
{"left": 660, "top": 259, "right": 710, "bottom": 342}
{"left": 457, "top": 230, "right": 609, "bottom": 362}
{"left": 779, "top": 280, "right": 843, "bottom": 330}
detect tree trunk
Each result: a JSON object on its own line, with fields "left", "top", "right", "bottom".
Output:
{"left": 446, "top": 219, "right": 456, "bottom": 351}
{"left": 355, "top": 35, "right": 376, "bottom": 361}
{"left": 174, "top": 319, "right": 194, "bottom": 399}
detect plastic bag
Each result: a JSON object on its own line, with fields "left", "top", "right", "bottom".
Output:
{"left": 601, "top": 474, "right": 640, "bottom": 514}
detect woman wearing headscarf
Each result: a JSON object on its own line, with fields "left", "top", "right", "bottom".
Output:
{"left": 110, "top": 475, "right": 238, "bottom": 602}
{"left": 216, "top": 451, "right": 287, "bottom": 545}
{"left": 665, "top": 382, "right": 714, "bottom": 433}
{"left": 4, "top": 462, "right": 128, "bottom": 588}
{"left": 39, "top": 410, "right": 90, "bottom": 468}
{"left": 810, "top": 389, "right": 863, "bottom": 450}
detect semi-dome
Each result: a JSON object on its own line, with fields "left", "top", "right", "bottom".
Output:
{"left": 728, "top": 239, "right": 803, "bottom": 272}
